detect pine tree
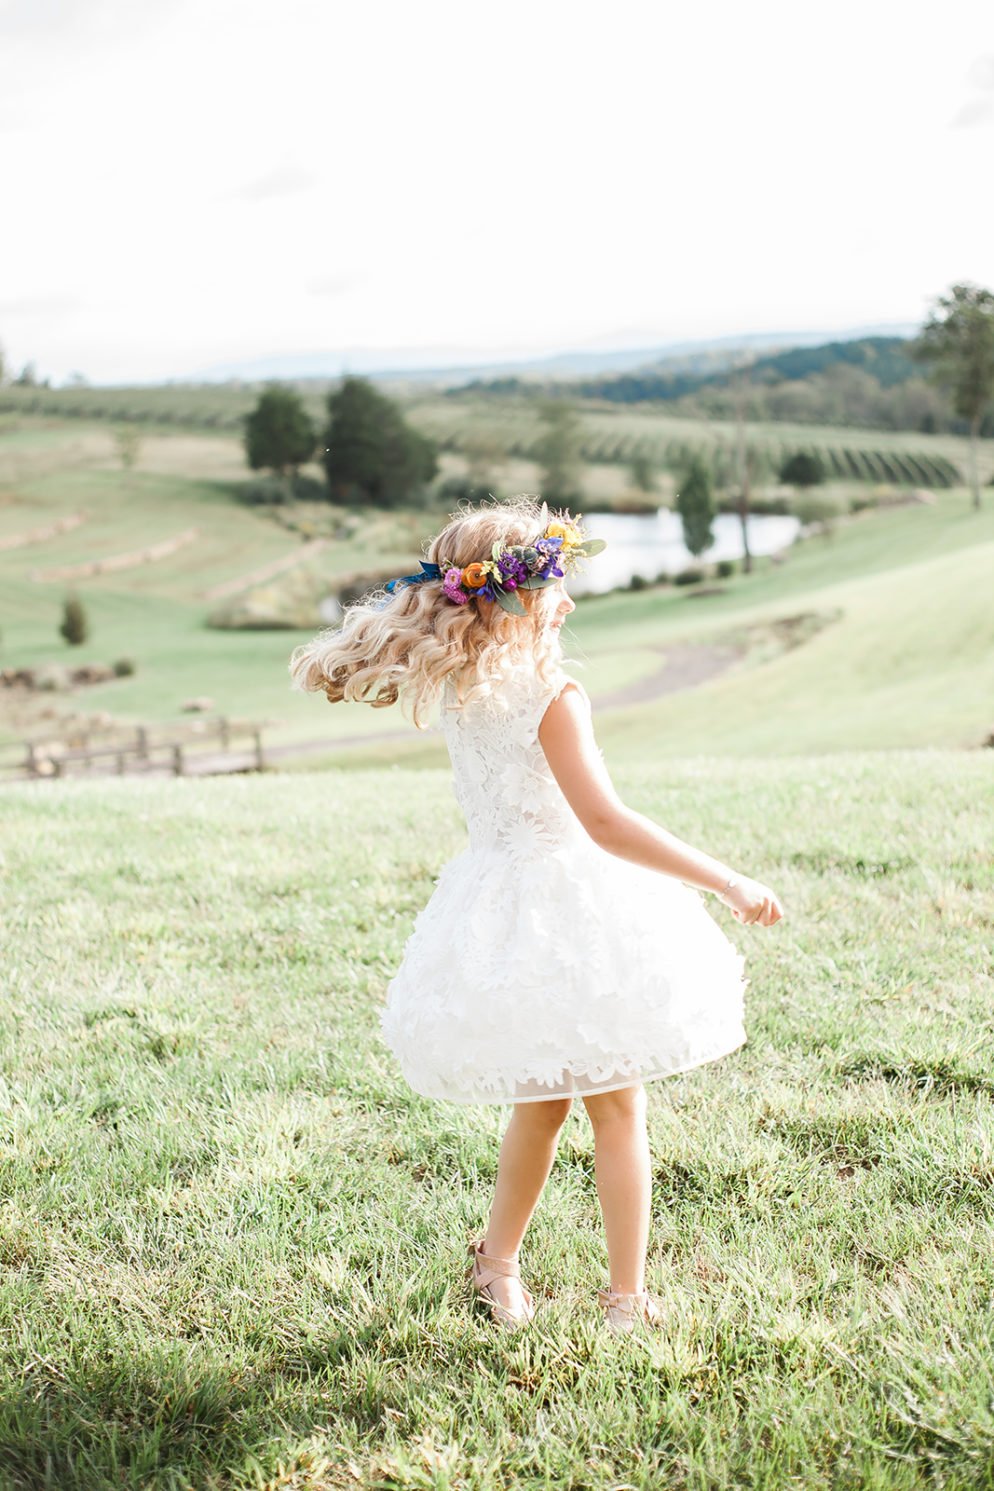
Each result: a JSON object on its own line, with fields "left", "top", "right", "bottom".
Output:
{"left": 676, "top": 454, "right": 715, "bottom": 560}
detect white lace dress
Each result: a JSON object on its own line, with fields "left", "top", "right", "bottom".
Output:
{"left": 378, "top": 664, "right": 749, "bottom": 1105}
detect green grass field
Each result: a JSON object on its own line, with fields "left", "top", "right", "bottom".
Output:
{"left": 2, "top": 414, "right": 993, "bottom": 768}
{"left": 2, "top": 404, "right": 993, "bottom": 1487}
{"left": 1, "top": 758, "right": 992, "bottom": 1489}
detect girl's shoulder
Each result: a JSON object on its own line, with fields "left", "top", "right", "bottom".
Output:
{"left": 443, "top": 662, "right": 589, "bottom": 737}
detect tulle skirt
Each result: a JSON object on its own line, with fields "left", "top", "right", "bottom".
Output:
{"left": 378, "top": 834, "right": 749, "bottom": 1105}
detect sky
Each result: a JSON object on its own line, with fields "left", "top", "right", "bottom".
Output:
{"left": 2, "top": 0, "right": 993, "bottom": 386}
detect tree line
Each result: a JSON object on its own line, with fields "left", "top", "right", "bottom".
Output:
{"left": 451, "top": 284, "right": 994, "bottom": 459}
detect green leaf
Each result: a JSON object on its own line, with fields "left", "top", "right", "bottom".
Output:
{"left": 576, "top": 538, "right": 607, "bottom": 556}
{"left": 493, "top": 585, "right": 526, "bottom": 615}
{"left": 491, "top": 541, "right": 504, "bottom": 563}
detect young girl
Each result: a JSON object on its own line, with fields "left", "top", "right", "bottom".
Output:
{"left": 289, "top": 495, "right": 783, "bottom": 1336}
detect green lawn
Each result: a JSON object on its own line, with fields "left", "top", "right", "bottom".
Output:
{"left": 0, "top": 757, "right": 992, "bottom": 1488}
{"left": 2, "top": 417, "right": 993, "bottom": 764}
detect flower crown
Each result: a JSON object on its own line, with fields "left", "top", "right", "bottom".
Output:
{"left": 384, "top": 506, "right": 606, "bottom": 617}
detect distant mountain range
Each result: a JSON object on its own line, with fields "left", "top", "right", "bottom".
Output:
{"left": 185, "top": 323, "right": 918, "bottom": 388}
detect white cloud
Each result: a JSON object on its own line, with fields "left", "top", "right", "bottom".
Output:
{"left": 2, "top": 0, "right": 992, "bottom": 383}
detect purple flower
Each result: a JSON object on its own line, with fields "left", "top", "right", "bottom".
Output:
{"left": 477, "top": 582, "right": 496, "bottom": 601}
{"left": 497, "top": 551, "right": 528, "bottom": 587}
{"left": 443, "top": 580, "right": 469, "bottom": 604}
{"left": 444, "top": 567, "right": 463, "bottom": 587}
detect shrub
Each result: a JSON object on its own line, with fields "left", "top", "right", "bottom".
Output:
{"left": 59, "top": 592, "right": 88, "bottom": 646}
{"left": 716, "top": 558, "right": 736, "bottom": 578}
{"left": 780, "top": 451, "right": 826, "bottom": 487}
{"left": 113, "top": 657, "right": 136, "bottom": 676}
{"left": 239, "top": 475, "right": 294, "bottom": 505}
{"left": 239, "top": 472, "right": 328, "bottom": 506}
{"left": 794, "top": 492, "right": 846, "bottom": 525}
{"left": 674, "top": 567, "right": 704, "bottom": 585}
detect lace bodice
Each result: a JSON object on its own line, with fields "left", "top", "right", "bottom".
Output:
{"left": 441, "top": 664, "right": 589, "bottom": 859}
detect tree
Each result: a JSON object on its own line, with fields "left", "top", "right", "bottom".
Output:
{"left": 244, "top": 384, "right": 318, "bottom": 485}
{"left": 676, "top": 454, "right": 715, "bottom": 560}
{"left": 14, "top": 360, "right": 37, "bottom": 386}
{"left": 322, "top": 376, "right": 437, "bottom": 507}
{"left": 534, "top": 398, "right": 584, "bottom": 506}
{"left": 463, "top": 428, "right": 505, "bottom": 492}
{"left": 59, "top": 592, "right": 89, "bottom": 646}
{"left": 731, "top": 361, "right": 757, "bottom": 575}
{"left": 912, "top": 282, "right": 994, "bottom": 509}
{"left": 780, "top": 451, "right": 826, "bottom": 488}
{"left": 627, "top": 449, "right": 657, "bottom": 495}
{"left": 115, "top": 425, "right": 142, "bottom": 472}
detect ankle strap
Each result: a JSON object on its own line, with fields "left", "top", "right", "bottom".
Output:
{"left": 469, "top": 1240, "right": 520, "bottom": 1277}
{"left": 599, "top": 1288, "right": 647, "bottom": 1308}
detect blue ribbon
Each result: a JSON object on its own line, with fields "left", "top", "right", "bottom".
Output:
{"left": 384, "top": 560, "right": 442, "bottom": 594}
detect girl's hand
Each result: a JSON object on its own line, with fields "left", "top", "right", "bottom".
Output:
{"left": 717, "top": 876, "right": 784, "bottom": 927}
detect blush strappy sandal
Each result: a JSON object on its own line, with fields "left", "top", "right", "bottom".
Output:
{"left": 596, "top": 1286, "right": 665, "bottom": 1336}
{"left": 467, "top": 1238, "right": 536, "bottom": 1329}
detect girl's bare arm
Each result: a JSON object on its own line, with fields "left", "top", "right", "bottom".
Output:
{"left": 538, "top": 683, "right": 737, "bottom": 896}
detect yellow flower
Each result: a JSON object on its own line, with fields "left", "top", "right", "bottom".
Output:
{"left": 546, "top": 520, "right": 582, "bottom": 546}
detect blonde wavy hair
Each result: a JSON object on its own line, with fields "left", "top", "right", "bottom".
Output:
{"left": 288, "top": 494, "right": 571, "bottom": 728}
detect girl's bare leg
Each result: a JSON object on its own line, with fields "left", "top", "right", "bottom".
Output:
{"left": 482, "top": 1097, "right": 572, "bottom": 1312}
{"left": 581, "top": 1083, "right": 650, "bottom": 1294}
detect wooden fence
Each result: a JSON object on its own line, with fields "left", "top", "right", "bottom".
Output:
{"left": 0, "top": 716, "right": 266, "bottom": 783}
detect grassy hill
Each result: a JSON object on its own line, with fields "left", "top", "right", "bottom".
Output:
{"left": 2, "top": 414, "right": 993, "bottom": 767}
{"left": 0, "top": 758, "right": 991, "bottom": 1487}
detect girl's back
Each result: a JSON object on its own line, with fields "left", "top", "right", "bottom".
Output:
{"left": 441, "top": 663, "right": 589, "bottom": 860}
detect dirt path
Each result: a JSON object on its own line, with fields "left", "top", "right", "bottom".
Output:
{"left": 593, "top": 639, "right": 749, "bottom": 709}
{"left": 262, "top": 636, "right": 752, "bottom": 763}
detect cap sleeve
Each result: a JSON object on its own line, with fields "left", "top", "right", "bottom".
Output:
{"left": 520, "top": 669, "right": 590, "bottom": 746}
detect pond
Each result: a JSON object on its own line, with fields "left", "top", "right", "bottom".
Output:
{"left": 569, "top": 508, "right": 803, "bottom": 596}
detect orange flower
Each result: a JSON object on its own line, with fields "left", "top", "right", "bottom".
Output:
{"left": 462, "top": 562, "right": 489, "bottom": 588}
